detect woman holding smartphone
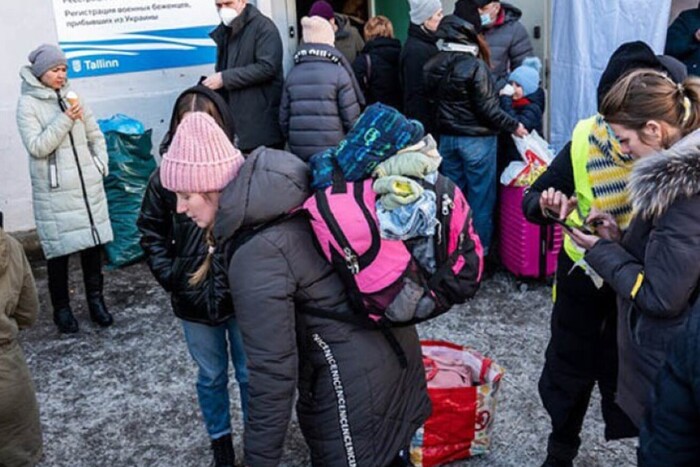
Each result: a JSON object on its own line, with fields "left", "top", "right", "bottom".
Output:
{"left": 566, "top": 69, "right": 700, "bottom": 432}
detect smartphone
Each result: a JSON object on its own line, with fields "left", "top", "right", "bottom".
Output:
{"left": 544, "top": 210, "right": 594, "bottom": 235}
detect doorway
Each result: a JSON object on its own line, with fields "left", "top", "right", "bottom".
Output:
{"left": 296, "top": 0, "right": 371, "bottom": 21}
{"left": 295, "top": 0, "right": 371, "bottom": 33}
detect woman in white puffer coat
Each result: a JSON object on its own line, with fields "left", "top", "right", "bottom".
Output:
{"left": 16, "top": 44, "right": 113, "bottom": 333}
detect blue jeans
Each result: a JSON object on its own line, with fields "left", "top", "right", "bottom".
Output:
{"left": 439, "top": 134, "right": 497, "bottom": 254}
{"left": 181, "top": 317, "right": 249, "bottom": 439}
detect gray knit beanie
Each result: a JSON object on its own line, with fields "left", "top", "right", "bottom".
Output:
{"left": 28, "top": 44, "right": 67, "bottom": 78}
{"left": 409, "top": 0, "right": 442, "bottom": 25}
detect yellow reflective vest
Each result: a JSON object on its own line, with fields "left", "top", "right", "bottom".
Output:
{"left": 562, "top": 116, "right": 597, "bottom": 263}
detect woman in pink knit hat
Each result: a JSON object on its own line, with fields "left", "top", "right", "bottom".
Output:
{"left": 138, "top": 90, "right": 249, "bottom": 467}
{"left": 160, "top": 112, "right": 430, "bottom": 467}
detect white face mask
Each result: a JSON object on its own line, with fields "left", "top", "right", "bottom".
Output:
{"left": 219, "top": 7, "right": 238, "bottom": 26}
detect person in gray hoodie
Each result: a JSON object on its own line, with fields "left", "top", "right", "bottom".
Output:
{"left": 280, "top": 16, "right": 364, "bottom": 161}
{"left": 160, "top": 111, "right": 430, "bottom": 467}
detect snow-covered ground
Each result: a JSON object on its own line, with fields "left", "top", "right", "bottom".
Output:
{"left": 20, "top": 260, "right": 637, "bottom": 466}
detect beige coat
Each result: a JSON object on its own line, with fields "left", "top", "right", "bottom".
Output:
{"left": 0, "top": 228, "right": 43, "bottom": 466}
{"left": 16, "top": 66, "right": 113, "bottom": 259}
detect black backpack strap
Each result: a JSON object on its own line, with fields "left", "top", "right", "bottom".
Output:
{"left": 316, "top": 181, "right": 382, "bottom": 273}
{"left": 379, "top": 324, "right": 408, "bottom": 369}
{"left": 330, "top": 157, "right": 346, "bottom": 194}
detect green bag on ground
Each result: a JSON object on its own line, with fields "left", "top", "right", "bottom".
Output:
{"left": 100, "top": 117, "right": 156, "bottom": 268}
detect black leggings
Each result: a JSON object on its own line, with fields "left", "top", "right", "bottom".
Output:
{"left": 47, "top": 246, "right": 103, "bottom": 310}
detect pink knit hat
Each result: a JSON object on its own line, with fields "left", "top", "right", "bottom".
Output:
{"left": 302, "top": 16, "right": 335, "bottom": 46}
{"left": 160, "top": 112, "right": 244, "bottom": 193}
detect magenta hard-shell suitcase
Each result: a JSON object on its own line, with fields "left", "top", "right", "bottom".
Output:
{"left": 498, "top": 185, "right": 562, "bottom": 278}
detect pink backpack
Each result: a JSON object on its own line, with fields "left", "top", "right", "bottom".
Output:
{"left": 303, "top": 174, "right": 483, "bottom": 326}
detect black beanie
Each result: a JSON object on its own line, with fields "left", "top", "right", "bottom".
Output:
{"left": 454, "top": 0, "right": 482, "bottom": 33}
{"left": 596, "top": 41, "right": 688, "bottom": 109}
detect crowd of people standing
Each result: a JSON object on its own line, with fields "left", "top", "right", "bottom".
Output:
{"left": 4, "top": 0, "right": 700, "bottom": 466}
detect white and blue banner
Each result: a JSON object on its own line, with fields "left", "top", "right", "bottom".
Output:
{"left": 51, "top": 1, "right": 220, "bottom": 78}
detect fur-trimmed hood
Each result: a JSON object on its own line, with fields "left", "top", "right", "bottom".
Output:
{"left": 629, "top": 129, "right": 700, "bottom": 220}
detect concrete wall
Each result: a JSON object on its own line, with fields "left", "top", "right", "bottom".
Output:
{"left": 0, "top": 1, "right": 242, "bottom": 234}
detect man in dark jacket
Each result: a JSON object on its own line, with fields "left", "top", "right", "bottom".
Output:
{"left": 665, "top": 3, "right": 700, "bottom": 75}
{"left": 639, "top": 307, "right": 700, "bottom": 466}
{"left": 205, "top": 0, "right": 284, "bottom": 152}
{"left": 401, "top": 0, "right": 443, "bottom": 135}
{"left": 459, "top": 1, "right": 533, "bottom": 84}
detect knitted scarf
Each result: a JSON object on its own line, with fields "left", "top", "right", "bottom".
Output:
{"left": 586, "top": 115, "right": 635, "bottom": 230}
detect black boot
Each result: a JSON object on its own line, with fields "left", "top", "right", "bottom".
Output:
{"left": 86, "top": 292, "right": 113, "bottom": 327}
{"left": 82, "top": 252, "right": 113, "bottom": 327}
{"left": 540, "top": 455, "right": 573, "bottom": 467}
{"left": 54, "top": 306, "right": 79, "bottom": 333}
{"left": 211, "top": 434, "right": 235, "bottom": 467}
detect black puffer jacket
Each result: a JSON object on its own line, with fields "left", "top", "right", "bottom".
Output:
{"left": 400, "top": 23, "right": 439, "bottom": 134}
{"left": 210, "top": 4, "right": 284, "bottom": 151}
{"left": 280, "top": 44, "right": 363, "bottom": 161}
{"left": 424, "top": 15, "right": 520, "bottom": 137}
{"left": 137, "top": 85, "right": 236, "bottom": 325}
{"left": 213, "top": 148, "right": 430, "bottom": 467}
{"left": 137, "top": 171, "right": 233, "bottom": 325}
{"left": 586, "top": 129, "right": 700, "bottom": 427}
{"left": 639, "top": 304, "right": 700, "bottom": 466}
{"left": 353, "top": 37, "right": 403, "bottom": 110}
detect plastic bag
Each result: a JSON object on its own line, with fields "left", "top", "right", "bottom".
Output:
{"left": 500, "top": 161, "right": 528, "bottom": 186}
{"left": 99, "top": 116, "right": 156, "bottom": 268}
{"left": 411, "top": 341, "right": 505, "bottom": 467}
{"left": 98, "top": 114, "right": 146, "bottom": 135}
{"left": 500, "top": 161, "right": 547, "bottom": 187}
{"left": 503, "top": 130, "right": 553, "bottom": 187}
{"left": 512, "top": 130, "right": 555, "bottom": 166}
